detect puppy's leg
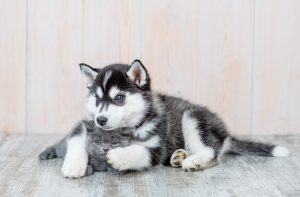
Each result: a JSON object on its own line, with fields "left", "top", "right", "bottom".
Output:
{"left": 107, "top": 135, "right": 161, "bottom": 171}
{"left": 61, "top": 131, "right": 88, "bottom": 178}
{"left": 107, "top": 145, "right": 152, "bottom": 171}
{"left": 181, "top": 149, "right": 218, "bottom": 171}
{"left": 181, "top": 112, "right": 218, "bottom": 172}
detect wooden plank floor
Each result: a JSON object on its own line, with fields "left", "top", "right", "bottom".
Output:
{"left": 0, "top": 134, "right": 299, "bottom": 197}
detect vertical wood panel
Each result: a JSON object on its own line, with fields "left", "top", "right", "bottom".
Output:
{"left": 83, "top": 0, "right": 254, "bottom": 135}
{"left": 139, "top": 0, "right": 254, "bottom": 135}
{"left": 27, "top": 0, "right": 85, "bottom": 134}
{"left": 0, "top": 0, "right": 26, "bottom": 133}
{"left": 82, "top": 0, "right": 122, "bottom": 66}
{"left": 82, "top": 0, "right": 142, "bottom": 66}
{"left": 253, "top": 0, "right": 300, "bottom": 135}
{"left": 1, "top": 0, "right": 299, "bottom": 135}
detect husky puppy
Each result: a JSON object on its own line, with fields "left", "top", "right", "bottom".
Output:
{"left": 52, "top": 60, "right": 289, "bottom": 178}
{"left": 39, "top": 120, "right": 132, "bottom": 176}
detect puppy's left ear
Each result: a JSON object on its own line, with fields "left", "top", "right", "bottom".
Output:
{"left": 126, "top": 59, "right": 151, "bottom": 90}
{"left": 79, "top": 63, "right": 99, "bottom": 88}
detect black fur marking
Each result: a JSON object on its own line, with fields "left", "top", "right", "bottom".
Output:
{"left": 79, "top": 63, "right": 100, "bottom": 73}
{"left": 230, "top": 137, "right": 275, "bottom": 156}
{"left": 148, "top": 147, "right": 161, "bottom": 166}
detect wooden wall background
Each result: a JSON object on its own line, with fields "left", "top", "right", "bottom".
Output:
{"left": 0, "top": 0, "right": 299, "bottom": 135}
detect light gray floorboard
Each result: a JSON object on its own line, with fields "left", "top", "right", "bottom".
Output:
{"left": 0, "top": 134, "right": 299, "bottom": 197}
{"left": 0, "top": 132, "right": 6, "bottom": 144}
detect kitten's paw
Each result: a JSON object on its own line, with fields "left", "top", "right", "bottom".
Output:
{"left": 107, "top": 148, "right": 129, "bottom": 171}
{"left": 61, "top": 160, "right": 87, "bottom": 178}
{"left": 85, "top": 165, "right": 94, "bottom": 176}
{"left": 38, "top": 147, "right": 56, "bottom": 160}
{"left": 170, "top": 149, "right": 188, "bottom": 167}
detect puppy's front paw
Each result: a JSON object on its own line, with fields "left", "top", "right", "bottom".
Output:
{"left": 170, "top": 149, "right": 188, "bottom": 167}
{"left": 107, "top": 148, "right": 129, "bottom": 171}
{"left": 61, "top": 160, "right": 87, "bottom": 178}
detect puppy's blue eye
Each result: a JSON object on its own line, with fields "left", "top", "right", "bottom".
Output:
{"left": 115, "top": 93, "right": 125, "bottom": 103}
{"left": 95, "top": 140, "right": 100, "bottom": 144}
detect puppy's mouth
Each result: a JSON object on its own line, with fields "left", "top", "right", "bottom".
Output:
{"left": 101, "top": 126, "right": 118, "bottom": 131}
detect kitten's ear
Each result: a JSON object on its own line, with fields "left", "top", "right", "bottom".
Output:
{"left": 81, "top": 120, "right": 94, "bottom": 133}
{"left": 126, "top": 59, "right": 151, "bottom": 90}
{"left": 79, "top": 63, "right": 99, "bottom": 87}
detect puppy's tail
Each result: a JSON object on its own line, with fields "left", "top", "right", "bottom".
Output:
{"left": 225, "top": 137, "right": 290, "bottom": 157}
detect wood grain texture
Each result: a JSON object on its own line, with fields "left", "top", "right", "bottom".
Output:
{"left": 27, "top": 0, "right": 86, "bottom": 134}
{"left": 252, "top": 0, "right": 300, "bottom": 135}
{"left": 0, "top": 0, "right": 300, "bottom": 135}
{"left": 0, "top": 0, "right": 26, "bottom": 133}
{"left": 0, "top": 134, "right": 299, "bottom": 197}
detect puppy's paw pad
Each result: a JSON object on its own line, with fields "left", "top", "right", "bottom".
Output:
{"left": 170, "top": 149, "right": 188, "bottom": 167}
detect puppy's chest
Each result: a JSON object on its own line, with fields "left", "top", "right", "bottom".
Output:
{"left": 132, "top": 123, "right": 162, "bottom": 149}
{"left": 133, "top": 122, "right": 158, "bottom": 140}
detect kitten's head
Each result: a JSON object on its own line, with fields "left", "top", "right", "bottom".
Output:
{"left": 84, "top": 120, "right": 132, "bottom": 157}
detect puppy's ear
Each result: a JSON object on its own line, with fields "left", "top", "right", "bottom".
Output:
{"left": 126, "top": 59, "right": 151, "bottom": 90}
{"left": 79, "top": 63, "right": 99, "bottom": 87}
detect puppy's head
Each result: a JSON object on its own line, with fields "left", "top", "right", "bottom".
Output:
{"left": 80, "top": 60, "right": 151, "bottom": 130}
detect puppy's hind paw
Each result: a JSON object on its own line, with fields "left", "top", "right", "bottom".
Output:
{"left": 170, "top": 149, "right": 189, "bottom": 167}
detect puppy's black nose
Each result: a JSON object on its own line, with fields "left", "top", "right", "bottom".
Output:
{"left": 103, "top": 147, "right": 109, "bottom": 152}
{"left": 97, "top": 116, "right": 107, "bottom": 126}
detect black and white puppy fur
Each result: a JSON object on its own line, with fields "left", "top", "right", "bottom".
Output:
{"left": 53, "top": 60, "right": 289, "bottom": 178}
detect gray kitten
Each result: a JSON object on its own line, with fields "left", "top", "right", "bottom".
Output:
{"left": 39, "top": 120, "right": 132, "bottom": 176}
{"left": 84, "top": 120, "right": 132, "bottom": 175}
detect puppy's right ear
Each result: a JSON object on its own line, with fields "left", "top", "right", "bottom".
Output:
{"left": 79, "top": 63, "right": 99, "bottom": 87}
{"left": 126, "top": 59, "right": 151, "bottom": 90}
